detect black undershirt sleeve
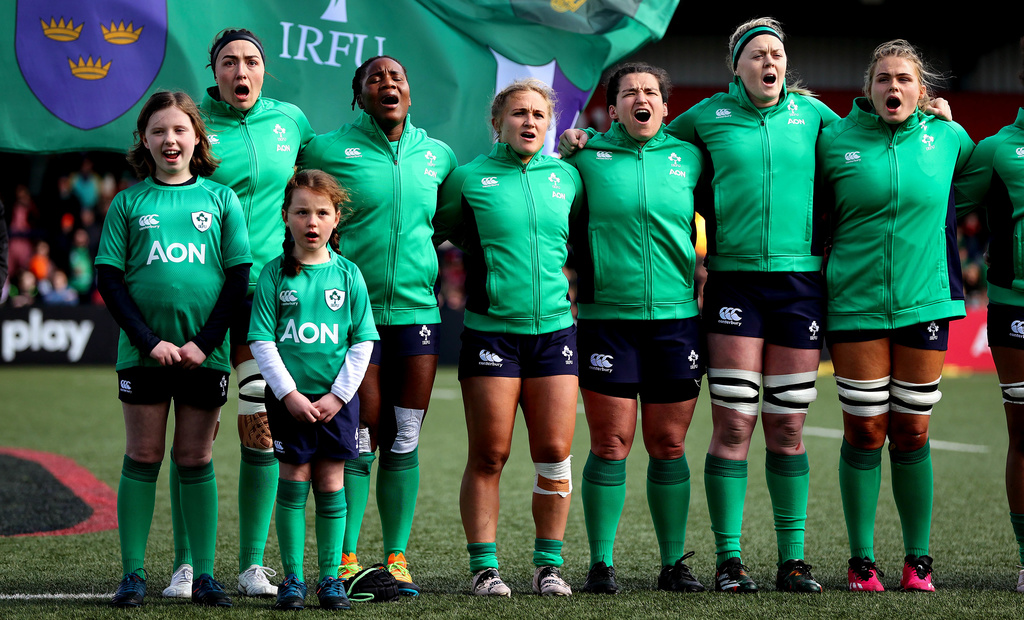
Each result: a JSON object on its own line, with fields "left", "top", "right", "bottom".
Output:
{"left": 96, "top": 264, "right": 161, "bottom": 356}
{"left": 191, "top": 263, "right": 251, "bottom": 356}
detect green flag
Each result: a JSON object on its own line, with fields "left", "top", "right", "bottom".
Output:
{"left": 4, "top": 0, "right": 677, "bottom": 161}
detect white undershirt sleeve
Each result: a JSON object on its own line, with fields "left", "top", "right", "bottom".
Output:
{"left": 330, "top": 340, "right": 373, "bottom": 404}
{"left": 249, "top": 340, "right": 297, "bottom": 400}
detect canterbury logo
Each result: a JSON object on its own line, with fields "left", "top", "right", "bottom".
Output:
{"left": 596, "top": 151, "right": 612, "bottom": 160}
{"left": 119, "top": 379, "right": 131, "bottom": 392}
{"left": 715, "top": 108, "right": 732, "bottom": 118}
{"left": 1017, "top": 147, "right": 1024, "bottom": 157}
{"left": 481, "top": 177, "right": 498, "bottom": 187}
{"left": 845, "top": 151, "right": 861, "bottom": 162}
{"left": 589, "top": 353, "right": 613, "bottom": 368}
{"left": 279, "top": 290, "right": 298, "bottom": 304}
{"left": 478, "top": 349, "right": 503, "bottom": 363}
{"left": 344, "top": 147, "right": 361, "bottom": 158}
{"left": 138, "top": 214, "right": 159, "bottom": 228}
{"left": 719, "top": 307, "right": 742, "bottom": 321}
{"left": 1011, "top": 321, "right": 1024, "bottom": 335}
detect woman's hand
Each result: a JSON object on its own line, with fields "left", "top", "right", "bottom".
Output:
{"left": 557, "top": 128, "right": 589, "bottom": 158}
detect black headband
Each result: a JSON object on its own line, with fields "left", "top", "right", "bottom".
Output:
{"left": 732, "top": 26, "right": 782, "bottom": 70}
{"left": 210, "top": 31, "right": 265, "bottom": 68}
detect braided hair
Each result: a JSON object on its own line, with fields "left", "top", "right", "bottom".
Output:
{"left": 351, "top": 55, "right": 408, "bottom": 110}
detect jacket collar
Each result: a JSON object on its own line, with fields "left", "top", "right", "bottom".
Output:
{"left": 729, "top": 75, "right": 790, "bottom": 115}
{"left": 203, "top": 87, "right": 265, "bottom": 118}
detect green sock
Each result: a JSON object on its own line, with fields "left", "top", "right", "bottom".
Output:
{"left": 534, "top": 538, "right": 564, "bottom": 567}
{"left": 704, "top": 454, "right": 747, "bottom": 565}
{"left": 343, "top": 452, "right": 375, "bottom": 555}
{"left": 168, "top": 450, "right": 192, "bottom": 571}
{"left": 648, "top": 455, "right": 691, "bottom": 566}
{"left": 765, "top": 450, "right": 810, "bottom": 565}
{"left": 238, "top": 446, "right": 278, "bottom": 572}
{"left": 839, "top": 439, "right": 882, "bottom": 561}
{"left": 581, "top": 452, "right": 626, "bottom": 568}
{"left": 276, "top": 479, "right": 311, "bottom": 581}
{"left": 468, "top": 542, "right": 498, "bottom": 573}
{"left": 177, "top": 460, "right": 218, "bottom": 577}
{"left": 1011, "top": 513, "right": 1024, "bottom": 565}
{"left": 890, "top": 441, "right": 933, "bottom": 558}
{"left": 117, "top": 455, "right": 160, "bottom": 577}
{"left": 314, "top": 489, "right": 347, "bottom": 580}
{"left": 378, "top": 448, "right": 419, "bottom": 557}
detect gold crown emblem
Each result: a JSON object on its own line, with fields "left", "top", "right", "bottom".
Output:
{"left": 101, "top": 20, "right": 142, "bottom": 45}
{"left": 41, "top": 17, "right": 83, "bottom": 41}
{"left": 551, "top": 0, "right": 587, "bottom": 12}
{"left": 68, "top": 56, "right": 111, "bottom": 80}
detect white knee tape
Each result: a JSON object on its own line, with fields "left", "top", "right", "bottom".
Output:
{"left": 708, "top": 368, "right": 761, "bottom": 415}
{"left": 534, "top": 456, "right": 572, "bottom": 497}
{"left": 761, "top": 371, "right": 819, "bottom": 414}
{"left": 357, "top": 427, "right": 372, "bottom": 453}
{"left": 835, "top": 375, "right": 890, "bottom": 417}
{"left": 889, "top": 377, "right": 941, "bottom": 415}
{"left": 391, "top": 407, "right": 424, "bottom": 454}
{"left": 1001, "top": 381, "right": 1024, "bottom": 405}
{"left": 237, "top": 359, "right": 267, "bottom": 417}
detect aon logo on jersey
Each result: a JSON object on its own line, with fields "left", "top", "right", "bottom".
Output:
{"left": 281, "top": 319, "right": 342, "bottom": 344}
{"left": 147, "top": 241, "right": 206, "bottom": 265}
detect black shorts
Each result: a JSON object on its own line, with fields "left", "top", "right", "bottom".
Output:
{"left": 578, "top": 318, "right": 703, "bottom": 403}
{"left": 702, "top": 271, "right": 825, "bottom": 349}
{"left": 229, "top": 296, "right": 254, "bottom": 349}
{"left": 827, "top": 319, "right": 950, "bottom": 351}
{"left": 458, "top": 325, "right": 578, "bottom": 379}
{"left": 265, "top": 389, "right": 360, "bottom": 464}
{"left": 988, "top": 303, "right": 1024, "bottom": 349}
{"left": 117, "top": 366, "right": 230, "bottom": 408}
{"left": 370, "top": 323, "right": 441, "bottom": 365}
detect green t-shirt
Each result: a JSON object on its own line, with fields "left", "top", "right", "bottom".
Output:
{"left": 95, "top": 177, "right": 252, "bottom": 371}
{"left": 248, "top": 253, "right": 379, "bottom": 395}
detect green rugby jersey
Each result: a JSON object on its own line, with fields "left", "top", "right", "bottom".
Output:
{"left": 567, "top": 122, "right": 702, "bottom": 320}
{"left": 435, "top": 143, "right": 582, "bottom": 335}
{"left": 666, "top": 77, "right": 840, "bottom": 272}
{"left": 955, "top": 108, "right": 1024, "bottom": 307}
{"left": 302, "top": 112, "right": 457, "bottom": 326}
{"left": 818, "top": 99, "right": 973, "bottom": 330}
{"left": 248, "top": 253, "right": 378, "bottom": 395}
{"left": 95, "top": 177, "right": 252, "bottom": 371}
{"left": 201, "top": 92, "right": 315, "bottom": 294}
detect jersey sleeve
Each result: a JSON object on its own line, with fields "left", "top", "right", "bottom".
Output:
{"left": 292, "top": 107, "right": 317, "bottom": 169}
{"left": 248, "top": 261, "right": 281, "bottom": 343}
{"left": 220, "top": 188, "right": 253, "bottom": 269}
{"left": 949, "top": 121, "right": 977, "bottom": 175}
{"left": 564, "top": 163, "right": 584, "bottom": 222}
{"left": 433, "top": 164, "right": 470, "bottom": 247}
{"left": 666, "top": 99, "right": 704, "bottom": 143}
{"left": 955, "top": 133, "right": 998, "bottom": 216}
{"left": 347, "top": 266, "right": 379, "bottom": 344}
{"left": 94, "top": 191, "right": 130, "bottom": 269}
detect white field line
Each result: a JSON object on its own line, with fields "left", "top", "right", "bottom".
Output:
{"left": 802, "top": 426, "right": 989, "bottom": 453}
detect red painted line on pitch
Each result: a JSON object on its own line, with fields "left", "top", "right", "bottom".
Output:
{"left": 0, "top": 447, "right": 117, "bottom": 537}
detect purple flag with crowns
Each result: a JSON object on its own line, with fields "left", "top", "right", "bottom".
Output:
{"left": 15, "top": 0, "right": 167, "bottom": 130}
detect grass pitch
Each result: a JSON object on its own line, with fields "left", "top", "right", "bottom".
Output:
{"left": 2, "top": 365, "right": 1024, "bottom": 618}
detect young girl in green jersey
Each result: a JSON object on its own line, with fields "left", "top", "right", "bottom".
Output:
{"left": 248, "top": 170, "right": 378, "bottom": 610}
{"left": 97, "top": 91, "right": 252, "bottom": 608}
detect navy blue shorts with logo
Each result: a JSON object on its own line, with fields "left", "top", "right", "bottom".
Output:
{"left": 117, "top": 366, "right": 230, "bottom": 408}
{"left": 458, "top": 325, "right": 577, "bottom": 380}
{"left": 578, "top": 318, "right": 703, "bottom": 403}
{"left": 702, "top": 271, "right": 825, "bottom": 349}
{"left": 827, "top": 319, "right": 950, "bottom": 351}
{"left": 988, "top": 303, "right": 1024, "bottom": 349}
{"left": 229, "top": 296, "right": 254, "bottom": 349}
{"left": 370, "top": 323, "right": 441, "bottom": 365}
{"left": 265, "top": 389, "right": 360, "bottom": 464}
